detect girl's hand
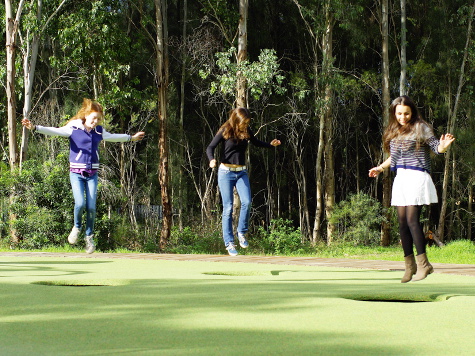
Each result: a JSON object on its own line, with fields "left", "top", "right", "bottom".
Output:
{"left": 22, "top": 118, "right": 35, "bottom": 130}
{"left": 270, "top": 139, "right": 281, "bottom": 147}
{"left": 438, "top": 133, "right": 455, "bottom": 153}
{"left": 209, "top": 159, "right": 217, "bottom": 168}
{"left": 131, "top": 132, "right": 145, "bottom": 141}
{"left": 368, "top": 166, "right": 384, "bottom": 178}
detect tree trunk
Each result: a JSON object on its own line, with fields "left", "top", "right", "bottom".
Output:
{"left": 399, "top": 0, "right": 407, "bottom": 96}
{"left": 322, "top": 4, "right": 336, "bottom": 245}
{"left": 5, "top": 0, "right": 26, "bottom": 245}
{"left": 177, "top": 0, "right": 188, "bottom": 231}
{"left": 438, "top": 0, "right": 475, "bottom": 241}
{"left": 236, "top": 0, "right": 248, "bottom": 108}
{"left": 20, "top": 0, "right": 68, "bottom": 169}
{"left": 5, "top": 0, "right": 25, "bottom": 171}
{"left": 313, "top": 107, "right": 325, "bottom": 244}
{"left": 230, "top": 0, "right": 249, "bottom": 236}
{"left": 469, "top": 179, "right": 473, "bottom": 240}
{"left": 380, "top": 0, "right": 391, "bottom": 246}
{"left": 155, "top": 0, "right": 172, "bottom": 250}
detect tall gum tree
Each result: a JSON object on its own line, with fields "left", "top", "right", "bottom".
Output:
{"left": 19, "top": 0, "right": 69, "bottom": 169}
{"left": 5, "top": 0, "right": 26, "bottom": 171}
{"left": 438, "top": 0, "right": 475, "bottom": 241}
{"left": 380, "top": 0, "right": 391, "bottom": 246}
{"left": 155, "top": 0, "right": 172, "bottom": 250}
{"left": 292, "top": 0, "right": 336, "bottom": 245}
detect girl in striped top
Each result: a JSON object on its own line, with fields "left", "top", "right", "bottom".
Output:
{"left": 369, "top": 96, "right": 455, "bottom": 282}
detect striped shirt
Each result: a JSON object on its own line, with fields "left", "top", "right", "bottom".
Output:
{"left": 390, "top": 123, "right": 440, "bottom": 173}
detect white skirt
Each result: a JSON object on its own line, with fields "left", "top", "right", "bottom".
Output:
{"left": 391, "top": 168, "right": 438, "bottom": 206}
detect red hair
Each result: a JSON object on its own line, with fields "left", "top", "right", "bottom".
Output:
{"left": 67, "top": 98, "right": 104, "bottom": 124}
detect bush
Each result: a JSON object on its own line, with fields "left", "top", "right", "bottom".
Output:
{"left": 0, "top": 157, "right": 72, "bottom": 247}
{"left": 254, "top": 218, "right": 303, "bottom": 255}
{"left": 329, "top": 193, "right": 385, "bottom": 245}
{"left": 165, "top": 224, "right": 223, "bottom": 254}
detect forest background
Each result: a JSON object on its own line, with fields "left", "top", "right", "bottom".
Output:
{"left": 1, "top": 0, "right": 474, "bottom": 255}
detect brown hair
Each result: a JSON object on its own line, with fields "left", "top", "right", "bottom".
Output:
{"left": 67, "top": 98, "right": 104, "bottom": 125}
{"left": 219, "top": 107, "right": 251, "bottom": 140}
{"left": 382, "top": 96, "right": 429, "bottom": 152}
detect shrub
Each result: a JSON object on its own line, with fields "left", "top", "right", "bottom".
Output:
{"left": 165, "top": 224, "right": 223, "bottom": 254}
{"left": 329, "top": 193, "right": 385, "bottom": 245}
{"left": 254, "top": 218, "right": 303, "bottom": 255}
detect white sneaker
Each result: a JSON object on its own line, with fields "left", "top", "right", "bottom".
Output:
{"left": 226, "top": 242, "right": 238, "bottom": 256}
{"left": 237, "top": 233, "right": 249, "bottom": 248}
{"left": 85, "top": 235, "right": 96, "bottom": 254}
{"left": 68, "top": 227, "right": 80, "bottom": 245}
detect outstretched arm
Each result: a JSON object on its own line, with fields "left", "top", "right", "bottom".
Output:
{"left": 131, "top": 132, "right": 145, "bottom": 142}
{"left": 437, "top": 133, "right": 455, "bottom": 153}
{"left": 369, "top": 157, "right": 391, "bottom": 178}
{"left": 22, "top": 118, "right": 35, "bottom": 130}
{"left": 22, "top": 118, "right": 72, "bottom": 137}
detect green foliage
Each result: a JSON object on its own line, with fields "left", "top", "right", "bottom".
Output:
{"left": 0, "top": 157, "right": 71, "bottom": 246}
{"left": 165, "top": 225, "right": 223, "bottom": 254}
{"left": 330, "top": 193, "right": 385, "bottom": 246}
{"left": 200, "top": 47, "right": 286, "bottom": 102}
{"left": 254, "top": 218, "right": 303, "bottom": 255}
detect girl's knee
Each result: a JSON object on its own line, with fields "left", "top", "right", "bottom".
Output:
{"left": 75, "top": 202, "right": 86, "bottom": 211}
{"left": 222, "top": 204, "right": 233, "bottom": 217}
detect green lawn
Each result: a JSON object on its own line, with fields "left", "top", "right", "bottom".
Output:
{"left": 2, "top": 240, "right": 475, "bottom": 264}
{"left": 1, "top": 255, "right": 474, "bottom": 355}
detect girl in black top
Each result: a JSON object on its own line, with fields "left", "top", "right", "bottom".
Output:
{"left": 207, "top": 107, "right": 281, "bottom": 255}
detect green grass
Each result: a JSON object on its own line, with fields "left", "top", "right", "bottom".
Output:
{"left": 1, "top": 239, "right": 474, "bottom": 264}
{"left": 310, "top": 240, "right": 475, "bottom": 264}
{"left": 1, "top": 256, "right": 475, "bottom": 355}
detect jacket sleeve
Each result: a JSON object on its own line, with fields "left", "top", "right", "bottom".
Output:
{"left": 35, "top": 125, "right": 73, "bottom": 137}
{"left": 102, "top": 128, "right": 132, "bottom": 142}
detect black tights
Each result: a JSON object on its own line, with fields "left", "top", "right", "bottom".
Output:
{"left": 397, "top": 205, "right": 426, "bottom": 257}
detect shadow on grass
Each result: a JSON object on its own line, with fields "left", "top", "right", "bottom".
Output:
{"left": 0, "top": 260, "right": 112, "bottom": 278}
{"left": 1, "top": 260, "right": 475, "bottom": 355}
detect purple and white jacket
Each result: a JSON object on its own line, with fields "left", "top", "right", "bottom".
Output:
{"left": 35, "top": 119, "right": 131, "bottom": 170}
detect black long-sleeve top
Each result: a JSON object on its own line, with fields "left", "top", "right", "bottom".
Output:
{"left": 206, "top": 127, "right": 272, "bottom": 165}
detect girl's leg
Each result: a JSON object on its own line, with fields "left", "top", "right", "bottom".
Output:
{"left": 69, "top": 172, "right": 86, "bottom": 229}
{"left": 235, "top": 171, "right": 251, "bottom": 236}
{"left": 217, "top": 169, "right": 236, "bottom": 247}
{"left": 84, "top": 173, "right": 99, "bottom": 237}
{"left": 396, "top": 206, "right": 414, "bottom": 257}
{"left": 405, "top": 205, "right": 426, "bottom": 255}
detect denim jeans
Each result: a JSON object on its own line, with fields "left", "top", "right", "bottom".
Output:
{"left": 69, "top": 172, "right": 98, "bottom": 236}
{"left": 217, "top": 168, "right": 251, "bottom": 247}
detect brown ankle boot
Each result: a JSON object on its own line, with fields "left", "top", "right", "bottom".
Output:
{"left": 401, "top": 254, "right": 417, "bottom": 283}
{"left": 412, "top": 253, "right": 434, "bottom": 282}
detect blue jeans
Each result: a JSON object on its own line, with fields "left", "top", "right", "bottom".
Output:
{"left": 69, "top": 172, "right": 98, "bottom": 236}
{"left": 217, "top": 168, "right": 251, "bottom": 247}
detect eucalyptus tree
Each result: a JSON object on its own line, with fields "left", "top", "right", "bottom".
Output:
{"left": 380, "top": 0, "right": 391, "bottom": 246}
{"left": 19, "top": 0, "right": 69, "bottom": 168}
{"left": 437, "top": 0, "right": 475, "bottom": 241}
{"left": 154, "top": 0, "right": 172, "bottom": 249}
{"left": 399, "top": 0, "right": 407, "bottom": 95}
{"left": 291, "top": 0, "right": 370, "bottom": 245}
{"left": 236, "top": 0, "right": 248, "bottom": 108}
{"left": 5, "top": 0, "right": 26, "bottom": 171}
